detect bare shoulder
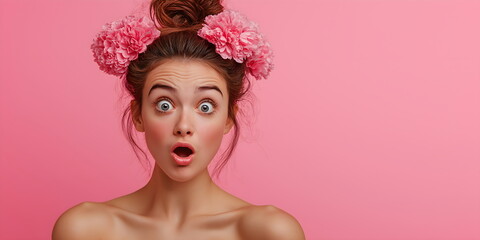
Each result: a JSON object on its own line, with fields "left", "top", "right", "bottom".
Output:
{"left": 52, "top": 201, "right": 113, "bottom": 240}
{"left": 238, "top": 205, "right": 305, "bottom": 240}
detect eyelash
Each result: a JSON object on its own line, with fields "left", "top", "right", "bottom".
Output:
{"left": 153, "top": 97, "right": 217, "bottom": 115}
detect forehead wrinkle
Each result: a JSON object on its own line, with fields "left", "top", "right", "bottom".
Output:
{"left": 145, "top": 59, "right": 227, "bottom": 97}
{"left": 149, "top": 68, "right": 222, "bottom": 85}
{"left": 150, "top": 73, "right": 222, "bottom": 88}
{"left": 147, "top": 77, "right": 225, "bottom": 99}
{"left": 147, "top": 71, "right": 178, "bottom": 88}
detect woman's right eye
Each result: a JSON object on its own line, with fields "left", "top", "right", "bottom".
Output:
{"left": 155, "top": 99, "right": 173, "bottom": 112}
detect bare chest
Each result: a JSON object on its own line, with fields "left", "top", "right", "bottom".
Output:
{"left": 104, "top": 211, "right": 244, "bottom": 240}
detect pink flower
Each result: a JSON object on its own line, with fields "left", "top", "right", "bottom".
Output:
{"left": 246, "top": 42, "right": 274, "bottom": 80}
{"left": 198, "top": 10, "right": 273, "bottom": 80}
{"left": 91, "top": 16, "right": 160, "bottom": 77}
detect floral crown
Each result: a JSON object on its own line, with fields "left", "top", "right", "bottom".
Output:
{"left": 91, "top": 10, "right": 274, "bottom": 80}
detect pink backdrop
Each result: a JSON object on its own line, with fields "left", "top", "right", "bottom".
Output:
{"left": 1, "top": 0, "right": 479, "bottom": 239}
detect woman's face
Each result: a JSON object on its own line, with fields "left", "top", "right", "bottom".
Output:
{"left": 132, "top": 58, "right": 234, "bottom": 182}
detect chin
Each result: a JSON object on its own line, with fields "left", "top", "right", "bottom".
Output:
{"left": 156, "top": 161, "right": 207, "bottom": 182}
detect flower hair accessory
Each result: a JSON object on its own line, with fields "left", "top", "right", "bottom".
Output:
{"left": 197, "top": 10, "right": 274, "bottom": 80}
{"left": 91, "top": 15, "right": 160, "bottom": 77}
{"left": 91, "top": 10, "right": 273, "bottom": 80}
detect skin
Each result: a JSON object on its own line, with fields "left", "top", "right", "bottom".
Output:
{"left": 52, "top": 58, "right": 306, "bottom": 240}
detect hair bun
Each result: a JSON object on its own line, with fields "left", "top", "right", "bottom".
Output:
{"left": 150, "top": 0, "right": 224, "bottom": 33}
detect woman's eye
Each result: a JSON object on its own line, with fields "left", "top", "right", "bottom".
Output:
{"left": 198, "top": 101, "right": 214, "bottom": 114}
{"left": 156, "top": 99, "right": 173, "bottom": 112}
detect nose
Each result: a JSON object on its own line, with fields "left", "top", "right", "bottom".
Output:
{"left": 175, "top": 129, "right": 192, "bottom": 136}
{"left": 173, "top": 109, "right": 193, "bottom": 137}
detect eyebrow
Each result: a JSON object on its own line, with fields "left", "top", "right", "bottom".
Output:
{"left": 148, "top": 83, "right": 223, "bottom": 97}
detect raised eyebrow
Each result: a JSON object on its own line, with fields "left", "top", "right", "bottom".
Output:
{"left": 148, "top": 84, "right": 176, "bottom": 96}
{"left": 148, "top": 84, "right": 223, "bottom": 98}
{"left": 197, "top": 85, "right": 223, "bottom": 98}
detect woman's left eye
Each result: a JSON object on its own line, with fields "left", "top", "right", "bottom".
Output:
{"left": 198, "top": 101, "right": 215, "bottom": 114}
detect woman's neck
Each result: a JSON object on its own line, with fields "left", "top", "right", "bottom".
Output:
{"left": 137, "top": 164, "right": 219, "bottom": 225}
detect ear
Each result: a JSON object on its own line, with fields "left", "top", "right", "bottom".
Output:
{"left": 130, "top": 100, "right": 145, "bottom": 132}
{"left": 224, "top": 104, "right": 238, "bottom": 134}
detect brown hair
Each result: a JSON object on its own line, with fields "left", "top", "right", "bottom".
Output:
{"left": 121, "top": 0, "right": 252, "bottom": 178}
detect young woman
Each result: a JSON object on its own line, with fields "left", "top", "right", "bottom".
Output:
{"left": 53, "top": 0, "right": 305, "bottom": 239}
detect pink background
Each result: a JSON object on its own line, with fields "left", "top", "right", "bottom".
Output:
{"left": 1, "top": 0, "right": 479, "bottom": 239}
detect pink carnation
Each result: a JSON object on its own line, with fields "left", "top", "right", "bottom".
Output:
{"left": 198, "top": 10, "right": 274, "bottom": 80}
{"left": 198, "top": 10, "right": 263, "bottom": 63}
{"left": 91, "top": 15, "right": 160, "bottom": 77}
{"left": 246, "top": 42, "right": 274, "bottom": 80}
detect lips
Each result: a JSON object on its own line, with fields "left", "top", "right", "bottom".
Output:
{"left": 170, "top": 142, "right": 195, "bottom": 166}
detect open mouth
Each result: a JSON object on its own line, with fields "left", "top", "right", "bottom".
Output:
{"left": 173, "top": 147, "right": 193, "bottom": 157}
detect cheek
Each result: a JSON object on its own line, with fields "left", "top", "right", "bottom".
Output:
{"left": 201, "top": 124, "right": 224, "bottom": 141}
{"left": 142, "top": 112, "right": 171, "bottom": 155}
{"left": 198, "top": 118, "right": 227, "bottom": 151}
{"left": 145, "top": 122, "right": 169, "bottom": 142}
